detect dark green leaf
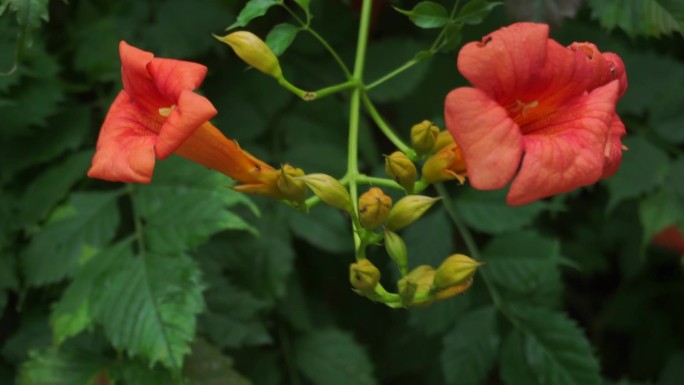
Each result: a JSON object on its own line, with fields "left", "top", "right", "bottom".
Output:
{"left": 605, "top": 136, "right": 670, "bottom": 211}
{"left": 587, "top": 0, "right": 684, "bottom": 37}
{"left": 394, "top": 2, "right": 449, "bottom": 29}
{"left": 500, "top": 330, "right": 542, "bottom": 385}
{"left": 441, "top": 306, "right": 499, "bottom": 385}
{"left": 227, "top": 0, "right": 278, "bottom": 30}
{"left": 408, "top": 294, "right": 470, "bottom": 336}
{"left": 510, "top": 307, "right": 601, "bottom": 385}
{"left": 266, "top": 23, "right": 299, "bottom": 56}
{"left": 660, "top": 352, "right": 684, "bottom": 385}
{"left": 454, "top": 187, "right": 547, "bottom": 234}
{"left": 22, "top": 191, "right": 121, "bottom": 287}
{"left": 438, "top": 22, "right": 463, "bottom": 53}
{"left": 402, "top": 210, "right": 453, "bottom": 268}
{"left": 483, "top": 231, "right": 562, "bottom": 308}
{"left": 505, "top": 0, "right": 582, "bottom": 24}
{"left": 289, "top": 206, "right": 352, "bottom": 254}
{"left": 184, "top": 340, "right": 252, "bottom": 385}
{"left": 17, "top": 348, "right": 107, "bottom": 385}
{"left": 455, "top": 0, "right": 502, "bottom": 25}
{"left": 295, "top": 329, "right": 376, "bottom": 385}
{"left": 639, "top": 188, "right": 684, "bottom": 243}
{"left": 294, "top": 0, "right": 311, "bottom": 18}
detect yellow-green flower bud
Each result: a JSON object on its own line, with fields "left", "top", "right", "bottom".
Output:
{"left": 432, "top": 130, "right": 454, "bottom": 153}
{"left": 384, "top": 230, "right": 408, "bottom": 276}
{"left": 385, "top": 151, "right": 417, "bottom": 192}
{"left": 215, "top": 31, "right": 282, "bottom": 79}
{"left": 349, "top": 259, "right": 381, "bottom": 293}
{"left": 299, "top": 174, "right": 353, "bottom": 212}
{"left": 433, "top": 254, "right": 480, "bottom": 291}
{"left": 276, "top": 164, "right": 307, "bottom": 204}
{"left": 386, "top": 195, "right": 440, "bottom": 231}
{"left": 358, "top": 187, "right": 392, "bottom": 230}
{"left": 398, "top": 265, "right": 435, "bottom": 305}
{"left": 410, "top": 120, "right": 439, "bottom": 155}
{"left": 421, "top": 143, "right": 467, "bottom": 185}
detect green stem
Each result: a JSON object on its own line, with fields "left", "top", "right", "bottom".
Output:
{"left": 360, "top": 93, "right": 415, "bottom": 158}
{"left": 312, "top": 80, "right": 358, "bottom": 100}
{"left": 365, "top": 57, "right": 424, "bottom": 91}
{"left": 278, "top": 77, "right": 314, "bottom": 100}
{"left": 356, "top": 175, "right": 403, "bottom": 190}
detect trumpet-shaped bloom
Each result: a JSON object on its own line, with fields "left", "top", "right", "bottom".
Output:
{"left": 88, "top": 41, "right": 279, "bottom": 192}
{"left": 445, "top": 23, "right": 627, "bottom": 205}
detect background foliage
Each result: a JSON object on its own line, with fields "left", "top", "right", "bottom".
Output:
{"left": 1, "top": 0, "right": 684, "bottom": 384}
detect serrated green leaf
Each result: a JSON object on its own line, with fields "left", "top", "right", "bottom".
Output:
{"left": 395, "top": 2, "right": 449, "bottom": 29}
{"left": 483, "top": 231, "right": 562, "bottom": 308}
{"left": 227, "top": 0, "right": 278, "bottom": 30}
{"left": 455, "top": 0, "right": 502, "bottom": 25}
{"left": 295, "top": 329, "right": 376, "bottom": 385}
{"left": 266, "top": 23, "right": 299, "bottom": 56}
{"left": 639, "top": 188, "right": 684, "bottom": 243}
{"left": 587, "top": 0, "right": 684, "bottom": 37}
{"left": 22, "top": 191, "right": 121, "bottom": 287}
{"left": 500, "top": 330, "right": 542, "bottom": 385}
{"left": 18, "top": 347, "right": 107, "bottom": 385}
{"left": 510, "top": 307, "right": 601, "bottom": 385}
{"left": 184, "top": 340, "right": 252, "bottom": 385}
{"left": 92, "top": 251, "right": 204, "bottom": 370}
{"left": 454, "top": 187, "right": 547, "bottom": 234}
{"left": 441, "top": 306, "right": 499, "bottom": 385}
{"left": 605, "top": 136, "right": 670, "bottom": 211}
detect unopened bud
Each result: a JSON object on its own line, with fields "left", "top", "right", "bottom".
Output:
{"left": 421, "top": 143, "right": 467, "bottom": 184}
{"left": 385, "top": 151, "right": 417, "bottom": 192}
{"left": 276, "top": 164, "right": 307, "bottom": 204}
{"left": 433, "top": 254, "right": 480, "bottom": 290}
{"left": 350, "top": 259, "right": 381, "bottom": 293}
{"left": 299, "top": 174, "right": 353, "bottom": 212}
{"left": 215, "top": 31, "right": 282, "bottom": 79}
{"left": 410, "top": 120, "right": 439, "bottom": 155}
{"left": 398, "top": 265, "right": 435, "bottom": 305}
{"left": 358, "top": 187, "right": 392, "bottom": 230}
{"left": 384, "top": 230, "right": 408, "bottom": 276}
{"left": 432, "top": 130, "right": 455, "bottom": 153}
{"left": 386, "top": 195, "right": 439, "bottom": 231}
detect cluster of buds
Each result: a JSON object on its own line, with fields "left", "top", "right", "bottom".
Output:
{"left": 385, "top": 120, "right": 468, "bottom": 193}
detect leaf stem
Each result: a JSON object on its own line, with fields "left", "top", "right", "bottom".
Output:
{"left": 360, "top": 93, "right": 415, "bottom": 158}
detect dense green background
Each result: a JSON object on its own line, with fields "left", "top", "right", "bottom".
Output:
{"left": 1, "top": 0, "right": 684, "bottom": 384}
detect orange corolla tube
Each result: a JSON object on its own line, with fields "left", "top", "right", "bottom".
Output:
{"left": 88, "top": 41, "right": 279, "bottom": 194}
{"left": 445, "top": 23, "right": 628, "bottom": 205}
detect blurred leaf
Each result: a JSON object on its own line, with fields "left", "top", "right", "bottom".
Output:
{"left": 135, "top": 157, "right": 257, "bottom": 254}
{"left": 454, "top": 187, "right": 547, "bottom": 234}
{"left": 295, "top": 329, "right": 376, "bottom": 385}
{"left": 408, "top": 294, "right": 470, "bottom": 336}
{"left": 282, "top": 142, "right": 347, "bottom": 176}
{"left": 500, "top": 330, "right": 542, "bottom": 385}
{"left": 294, "top": 0, "right": 310, "bottom": 18}
{"left": 113, "top": 359, "right": 173, "bottom": 385}
{"left": 17, "top": 348, "right": 107, "bottom": 385}
{"left": 237, "top": 351, "right": 283, "bottom": 385}
{"left": 394, "top": 2, "right": 449, "bottom": 29}
{"left": 1, "top": 312, "right": 51, "bottom": 364}
{"left": 510, "top": 306, "right": 601, "bottom": 385}
{"left": 639, "top": 188, "right": 684, "bottom": 244}
{"left": 227, "top": 0, "right": 278, "bottom": 30}
{"left": 92, "top": 249, "right": 204, "bottom": 370}
{"left": 438, "top": 22, "right": 463, "bottom": 52}
{"left": 289, "top": 206, "right": 352, "bottom": 254}
{"left": 587, "top": 0, "right": 684, "bottom": 37}
{"left": 266, "top": 23, "right": 299, "bottom": 56}
{"left": 142, "top": 0, "right": 229, "bottom": 58}
{"left": 441, "top": 306, "right": 499, "bottom": 385}
{"left": 604, "top": 136, "right": 670, "bottom": 211}
{"left": 22, "top": 191, "right": 121, "bottom": 287}
{"left": 505, "top": 0, "right": 581, "bottom": 25}
{"left": 365, "top": 37, "right": 431, "bottom": 103}
{"left": 17, "top": 150, "right": 92, "bottom": 227}
{"left": 402, "top": 210, "right": 453, "bottom": 268}
{"left": 184, "top": 340, "right": 252, "bottom": 385}
{"left": 455, "top": 0, "right": 502, "bottom": 25}
{"left": 669, "top": 158, "right": 684, "bottom": 198}
{"left": 200, "top": 281, "right": 272, "bottom": 349}
{"left": 483, "top": 231, "right": 562, "bottom": 308}
{"left": 660, "top": 352, "right": 684, "bottom": 385}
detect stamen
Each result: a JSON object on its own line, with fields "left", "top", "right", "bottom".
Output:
{"left": 158, "top": 105, "right": 177, "bottom": 117}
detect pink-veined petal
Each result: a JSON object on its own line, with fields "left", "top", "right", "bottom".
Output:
{"left": 457, "top": 22, "right": 549, "bottom": 104}
{"left": 506, "top": 81, "right": 620, "bottom": 205}
{"left": 87, "top": 91, "right": 160, "bottom": 183}
{"left": 445, "top": 87, "right": 523, "bottom": 190}
{"left": 155, "top": 90, "right": 218, "bottom": 159}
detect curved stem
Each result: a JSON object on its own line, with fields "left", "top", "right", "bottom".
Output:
{"left": 360, "top": 93, "right": 415, "bottom": 158}
{"left": 365, "top": 57, "right": 424, "bottom": 91}
{"left": 312, "top": 80, "right": 358, "bottom": 100}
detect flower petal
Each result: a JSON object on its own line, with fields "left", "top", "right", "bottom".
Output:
{"left": 119, "top": 41, "right": 169, "bottom": 114}
{"left": 457, "top": 22, "right": 549, "bottom": 104}
{"left": 146, "top": 56, "right": 209, "bottom": 102}
{"left": 155, "top": 90, "right": 218, "bottom": 159}
{"left": 88, "top": 91, "right": 159, "bottom": 183}
{"left": 445, "top": 87, "right": 523, "bottom": 190}
{"left": 506, "top": 81, "right": 620, "bottom": 205}
{"left": 601, "top": 113, "right": 626, "bottom": 178}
